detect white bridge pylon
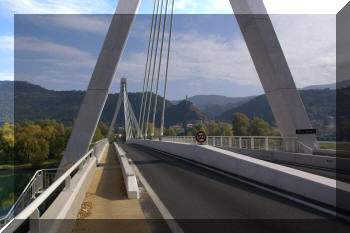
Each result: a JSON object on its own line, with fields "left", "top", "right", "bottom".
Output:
{"left": 107, "top": 78, "right": 141, "bottom": 141}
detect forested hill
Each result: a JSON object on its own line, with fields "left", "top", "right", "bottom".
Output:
{"left": 0, "top": 81, "right": 14, "bottom": 125}
{"left": 217, "top": 89, "right": 336, "bottom": 125}
{"left": 217, "top": 89, "right": 336, "bottom": 140}
{"left": 1, "top": 81, "right": 205, "bottom": 127}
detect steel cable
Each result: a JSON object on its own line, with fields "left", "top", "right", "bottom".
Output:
{"left": 160, "top": 0, "right": 175, "bottom": 136}
{"left": 151, "top": 0, "right": 170, "bottom": 137}
{"left": 138, "top": 0, "right": 157, "bottom": 137}
{"left": 145, "top": 0, "right": 165, "bottom": 137}
{"left": 141, "top": 0, "right": 161, "bottom": 137}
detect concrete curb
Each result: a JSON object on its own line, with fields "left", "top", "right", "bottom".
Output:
{"left": 130, "top": 139, "right": 350, "bottom": 212}
{"left": 114, "top": 143, "right": 139, "bottom": 199}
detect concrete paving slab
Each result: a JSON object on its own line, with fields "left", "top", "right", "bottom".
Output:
{"left": 72, "top": 144, "right": 152, "bottom": 233}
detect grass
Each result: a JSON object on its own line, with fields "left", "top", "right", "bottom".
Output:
{"left": 318, "top": 142, "right": 350, "bottom": 151}
{"left": 318, "top": 142, "right": 336, "bottom": 150}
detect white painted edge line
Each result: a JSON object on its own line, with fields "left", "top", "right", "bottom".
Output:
{"left": 127, "top": 157, "right": 185, "bottom": 233}
{"left": 148, "top": 147, "right": 350, "bottom": 222}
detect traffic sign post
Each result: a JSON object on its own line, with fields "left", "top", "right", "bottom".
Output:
{"left": 195, "top": 130, "right": 207, "bottom": 144}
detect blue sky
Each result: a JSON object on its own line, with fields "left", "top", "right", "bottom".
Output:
{"left": 0, "top": 0, "right": 347, "bottom": 99}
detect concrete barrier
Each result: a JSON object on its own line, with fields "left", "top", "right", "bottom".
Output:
{"left": 130, "top": 139, "right": 350, "bottom": 212}
{"left": 114, "top": 143, "right": 139, "bottom": 199}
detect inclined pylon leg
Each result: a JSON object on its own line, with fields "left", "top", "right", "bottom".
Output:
{"left": 229, "top": 0, "right": 316, "bottom": 149}
{"left": 58, "top": 0, "right": 142, "bottom": 170}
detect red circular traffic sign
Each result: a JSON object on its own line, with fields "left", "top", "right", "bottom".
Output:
{"left": 195, "top": 130, "right": 207, "bottom": 144}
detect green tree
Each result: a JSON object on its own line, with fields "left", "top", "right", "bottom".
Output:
{"left": 15, "top": 124, "right": 49, "bottom": 166}
{"left": 65, "top": 126, "right": 72, "bottom": 144}
{"left": 98, "top": 122, "right": 109, "bottom": 137}
{"left": 109, "top": 133, "right": 116, "bottom": 143}
{"left": 208, "top": 121, "right": 220, "bottom": 136}
{"left": 270, "top": 128, "right": 281, "bottom": 136}
{"left": 0, "top": 123, "right": 14, "bottom": 163}
{"left": 36, "top": 119, "right": 66, "bottom": 159}
{"left": 186, "top": 127, "right": 197, "bottom": 136}
{"left": 194, "top": 123, "right": 207, "bottom": 133}
{"left": 232, "top": 113, "right": 250, "bottom": 136}
{"left": 92, "top": 126, "right": 104, "bottom": 142}
{"left": 220, "top": 123, "right": 233, "bottom": 136}
{"left": 165, "top": 127, "right": 177, "bottom": 136}
{"left": 249, "top": 117, "right": 271, "bottom": 136}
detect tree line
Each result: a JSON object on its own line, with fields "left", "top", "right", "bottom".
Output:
{"left": 164, "top": 113, "right": 280, "bottom": 137}
{"left": 0, "top": 120, "right": 109, "bottom": 167}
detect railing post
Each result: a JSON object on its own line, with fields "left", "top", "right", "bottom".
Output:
{"left": 239, "top": 137, "right": 242, "bottom": 149}
{"left": 251, "top": 137, "right": 254, "bottom": 149}
{"left": 30, "top": 208, "right": 40, "bottom": 233}
{"left": 64, "top": 176, "right": 71, "bottom": 191}
{"left": 79, "top": 162, "right": 84, "bottom": 173}
{"left": 213, "top": 137, "right": 216, "bottom": 146}
{"left": 265, "top": 137, "right": 269, "bottom": 151}
{"left": 220, "top": 137, "right": 223, "bottom": 147}
{"left": 229, "top": 137, "right": 232, "bottom": 148}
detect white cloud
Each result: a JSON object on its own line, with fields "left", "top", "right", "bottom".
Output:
{"left": 21, "top": 15, "right": 111, "bottom": 35}
{"left": 0, "top": 0, "right": 112, "bottom": 14}
{"left": 15, "top": 36, "right": 95, "bottom": 67}
{"left": 0, "top": 72, "right": 13, "bottom": 81}
{"left": 11, "top": 14, "right": 336, "bottom": 91}
{"left": 263, "top": 0, "right": 347, "bottom": 14}
{"left": 15, "top": 37, "right": 97, "bottom": 84}
{"left": 271, "top": 15, "right": 336, "bottom": 86}
{"left": 0, "top": 36, "right": 13, "bottom": 50}
{"left": 115, "top": 14, "right": 335, "bottom": 89}
{"left": 174, "top": 0, "right": 347, "bottom": 14}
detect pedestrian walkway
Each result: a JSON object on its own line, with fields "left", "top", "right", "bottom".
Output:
{"left": 72, "top": 143, "right": 152, "bottom": 233}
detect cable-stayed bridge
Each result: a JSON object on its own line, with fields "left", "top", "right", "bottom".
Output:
{"left": 1, "top": 0, "right": 350, "bottom": 233}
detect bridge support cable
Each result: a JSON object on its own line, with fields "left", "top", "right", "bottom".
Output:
{"left": 151, "top": 0, "right": 170, "bottom": 138}
{"left": 107, "top": 94, "right": 122, "bottom": 139}
{"left": 138, "top": 0, "right": 158, "bottom": 136}
{"left": 126, "top": 96, "right": 137, "bottom": 138}
{"left": 160, "top": 0, "right": 175, "bottom": 136}
{"left": 141, "top": 0, "right": 161, "bottom": 138}
{"left": 107, "top": 78, "right": 140, "bottom": 141}
{"left": 145, "top": 0, "right": 165, "bottom": 137}
{"left": 127, "top": 96, "right": 141, "bottom": 137}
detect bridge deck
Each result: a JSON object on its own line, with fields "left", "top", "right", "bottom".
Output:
{"left": 72, "top": 144, "right": 152, "bottom": 233}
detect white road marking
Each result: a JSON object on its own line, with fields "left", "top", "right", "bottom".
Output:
{"left": 126, "top": 157, "right": 185, "bottom": 233}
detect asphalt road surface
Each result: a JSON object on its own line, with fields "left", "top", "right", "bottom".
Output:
{"left": 121, "top": 143, "right": 350, "bottom": 233}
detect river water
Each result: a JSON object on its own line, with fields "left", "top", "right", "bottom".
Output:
{"left": 0, "top": 170, "right": 35, "bottom": 216}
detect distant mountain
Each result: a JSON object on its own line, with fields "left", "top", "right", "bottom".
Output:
{"left": 218, "top": 89, "right": 335, "bottom": 124}
{"left": 164, "top": 100, "right": 207, "bottom": 126}
{"left": 217, "top": 89, "right": 336, "bottom": 140}
{"left": 0, "top": 81, "right": 205, "bottom": 128}
{"left": 302, "top": 83, "right": 336, "bottom": 90}
{"left": 172, "top": 95, "right": 254, "bottom": 119}
{"left": 0, "top": 81, "right": 14, "bottom": 125}
{"left": 302, "top": 80, "right": 350, "bottom": 90}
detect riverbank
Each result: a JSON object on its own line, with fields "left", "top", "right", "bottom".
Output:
{"left": 0, "top": 159, "right": 60, "bottom": 172}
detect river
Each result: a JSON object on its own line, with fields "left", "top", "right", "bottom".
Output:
{"left": 0, "top": 170, "right": 35, "bottom": 216}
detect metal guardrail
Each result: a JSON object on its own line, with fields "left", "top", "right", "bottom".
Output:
{"left": 0, "top": 169, "right": 57, "bottom": 227}
{"left": 161, "top": 136, "right": 309, "bottom": 153}
{"left": 0, "top": 138, "right": 108, "bottom": 233}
